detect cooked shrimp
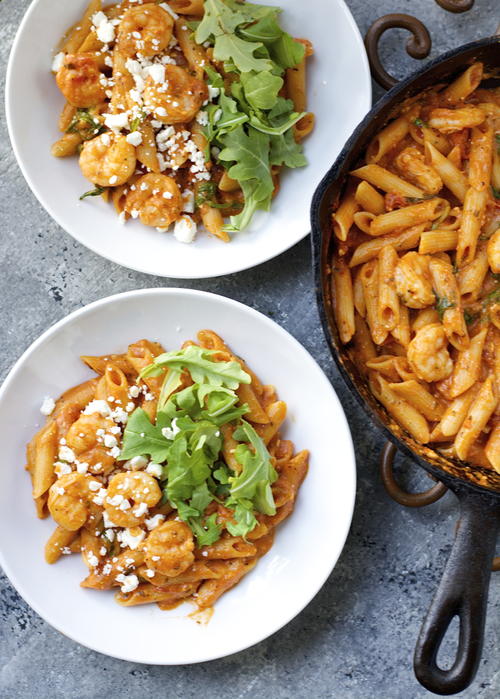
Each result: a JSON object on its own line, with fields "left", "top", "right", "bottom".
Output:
{"left": 395, "top": 252, "right": 435, "bottom": 309}
{"left": 123, "top": 173, "right": 182, "bottom": 227}
{"left": 144, "top": 521, "right": 194, "bottom": 577}
{"left": 65, "top": 414, "right": 118, "bottom": 454}
{"left": 408, "top": 323, "right": 453, "bottom": 382}
{"left": 48, "top": 472, "right": 94, "bottom": 531}
{"left": 144, "top": 65, "right": 208, "bottom": 124}
{"left": 105, "top": 472, "right": 162, "bottom": 527}
{"left": 117, "top": 3, "right": 174, "bottom": 58}
{"left": 56, "top": 53, "right": 107, "bottom": 108}
{"left": 79, "top": 133, "right": 136, "bottom": 187}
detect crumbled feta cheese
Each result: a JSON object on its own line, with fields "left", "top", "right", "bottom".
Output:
{"left": 182, "top": 189, "right": 195, "bottom": 213}
{"left": 145, "top": 569, "right": 155, "bottom": 578}
{"left": 161, "top": 417, "right": 181, "bottom": 440}
{"left": 54, "top": 486, "right": 65, "bottom": 496}
{"left": 125, "top": 455, "right": 148, "bottom": 471}
{"left": 118, "top": 498, "right": 131, "bottom": 511}
{"left": 162, "top": 191, "right": 173, "bottom": 200}
{"left": 208, "top": 85, "right": 220, "bottom": 101}
{"left": 107, "top": 494, "right": 124, "bottom": 507}
{"left": 83, "top": 400, "right": 111, "bottom": 417}
{"left": 118, "top": 528, "right": 145, "bottom": 550}
{"left": 76, "top": 460, "right": 89, "bottom": 474}
{"left": 147, "top": 64, "right": 165, "bottom": 83}
{"left": 104, "top": 112, "right": 129, "bottom": 131}
{"left": 99, "top": 546, "right": 107, "bottom": 556}
{"left": 104, "top": 528, "right": 115, "bottom": 542}
{"left": 145, "top": 514, "right": 165, "bottom": 530}
{"left": 173, "top": 215, "right": 197, "bottom": 244}
{"left": 126, "top": 131, "right": 143, "bottom": 146}
{"left": 115, "top": 573, "right": 139, "bottom": 593}
{"left": 87, "top": 552, "right": 99, "bottom": 568}
{"left": 159, "top": 2, "right": 179, "bottom": 18}
{"left": 109, "top": 175, "right": 118, "bottom": 185}
{"left": 92, "top": 488, "right": 107, "bottom": 506}
{"left": 51, "top": 52, "right": 65, "bottom": 73}
{"left": 88, "top": 480, "right": 102, "bottom": 492}
{"left": 133, "top": 502, "right": 148, "bottom": 517}
{"left": 128, "top": 385, "right": 141, "bottom": 398}
{"left": 40, "top": 396, "right": 55, "bottom": 416}
{"left": 103, "top": 434, "right": 118, "bottom": 448}
{"left": 92, "top": 11, "right": 116, "bottom": 44}
{"left": 145, "top": 462, "right": 162, "bottom": 478}
{"left": 58, "top": 445, "right": 75, "bottom": 463}
{"left": 195, "top": 110, "right": 209, "bottom": 126}
{"left": 54, "top": 461, "right": 72, "bottom": 477}
{"left": 213, "top": 109, "right": 222, "bottom": 123}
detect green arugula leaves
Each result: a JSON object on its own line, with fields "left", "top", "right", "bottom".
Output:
{"left": 193, "top": 0, "right": 308, "bottom": 232}
{"left": 120, "top": 344, "right": 278, "bottom": 545}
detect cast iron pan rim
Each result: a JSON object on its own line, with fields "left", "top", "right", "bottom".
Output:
{"left": 311, "top": 34, "right": 500, "bottom": 500}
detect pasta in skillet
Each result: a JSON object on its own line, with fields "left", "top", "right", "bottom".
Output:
{"left": 331, "top": 62, "right": 500, "bottom": 472}
{"left": 50, "top": 0, "right": 314, "bottom": 243}
{"left": 28, "top": 331, "right": 308, "bottom": 610}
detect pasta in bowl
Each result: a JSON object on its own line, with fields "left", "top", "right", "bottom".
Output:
{"left": 50, "top": 0, "right": 314, "bottom": 243}
{"left": 0, "top": 289, "right": 355, "bottom": 663}
{"left": 6, "top": 0, "right": 371, "bottom": 277}
{"left": 30, "top": 331, "right": 308, "bottom": 611}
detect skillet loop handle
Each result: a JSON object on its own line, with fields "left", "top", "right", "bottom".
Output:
{"left": 414, "top": 491, "right": 500, "bottom": 695}
{"left": 364, "top": 14, "right": 432, "bottom": 90}
{"left": 380, "top": 442, "right": 447, "bottom": 507}
{"left": 434, "top": 0, "right": 475, "bottom": 13}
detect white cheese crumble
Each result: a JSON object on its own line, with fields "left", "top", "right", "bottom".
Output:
{"left": 92, "top": 11, "right": 116, "bottom": 44}
{"left": 51, "top": 52, "right": 65, "bottom": 73}
{"left": 115, "top": 573, "right": 139, "bottom": 593}
{"left": 133, "top": 502, "right": 148, "bottom": 517}
{"left": 103, "top": 434, "right": 118, "bottom": 448}
{"left": 146, "top": 64, "right": 165, "bottom": 83}
{"left": 118, "top": 528, "right": 145, "bottom": 550}
{"left": 173, "top": 215, "right": 197, "bottom": 244}
{"left": 104, "top": 112, "right": 129, "bottom": 131}
{"left": 208, "top": 85, "right": 220, "bottom": 101}
{"left": 83, "top": 400, "right": 111, "bottom": 417}
{"left": 145, "top": 462, "right": 162, "bottom": 478}
{"left": 124, "top": 455, "right": 148, "bottom": 471}
{"left": 159, "top": 2, "right": 179, "bottom": 19}
{"left": 182, "top": 189, "right": 195, "bottom": 213}
{"left": 145, "top": 514, "right": 165, "bottom": 530}
{"left": 58, "top": 445, "right": 75, "bottom": 463}
{"left": 126, "top": 131, "right": 143, "bottom": 146}
{"left": 87, "top": 552, "right": 99, "bottom": 568}
{"left": 161, "top": 417, "right": 181, "bottom": 440}
{"left": 40, "top": 396, "right": 55, "bottom": 416}
{"left": 128, "top": 385, "right": 141, "bottom": 398}
{"left": 88, "top": 480, "right": 102, "bottom": 492}
{"left": 109, "top": 175, "right": 118, "bottom": 185}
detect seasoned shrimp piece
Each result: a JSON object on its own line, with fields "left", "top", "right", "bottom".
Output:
{"left": 487, "top": 228, "right": 500, "bottom": 274}
{"left": 48, "top": 472, "right": 94, "bottom": 531}
{"left": 123, "top": 173, "right": 182, "bottom": 227}
{"left": 56, "top": 53, "right": 107, "bottom": 108}
{"left": 105, "top": 472, "right": 162, "bottom": 527}
{"left": 117, "top": 3, "right": 173, "bottom": 57}
{"left": 144, "top": 521, "right": 194, "bottom": 577}
{"left": 395, "top": 252, "right": 435, "bottom": 309}
{"left": 79, "top": 133, "right": 136, "bottom": 187}
{"left": 408, "top": 323, "right": 453, "bottom": 382}
{"left": 144, "top": 65, "right": 208, "bottom": 124}
{"left": 65, "top": 414, "right": 117, "bottom": 454}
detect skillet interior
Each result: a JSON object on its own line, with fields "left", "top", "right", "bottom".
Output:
{"left": 312, "top": 37, "right": 500, "bottom": 494}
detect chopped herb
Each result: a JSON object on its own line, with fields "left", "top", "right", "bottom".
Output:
{"left": 463, "top": 309, "right": 478, "bottom": 325}
{"left": 130, "top": 111, "right": 146, "bottom": 132}
{"left": 67, "top": 109, "right": 105, "bottom": 140}
{"left": 405, "top": 194, "right": 435, "bottom": 204}
{"left": 435, "top": 295, "right": 455, "bottom": 320}
{"left": 483, "top": 284, "right": 500, "bottom": 306}
{"left": 413, "top": 117, "right": 428, "bottom": 127}
{"left": 194, "top": 181, "right": 233, "bottom": 209}
{"left": 491, "top": 185, "right": 500, "bottom": 200}
{"left": 496, "top": 133, "right": 500, "bottom": 155}
{"left": 79, "top": 186, "right": 105, "bottom": 200}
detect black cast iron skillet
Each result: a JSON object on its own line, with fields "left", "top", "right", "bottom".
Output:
{"left": 311, "top": 37, "right": 500, "bottom": 696}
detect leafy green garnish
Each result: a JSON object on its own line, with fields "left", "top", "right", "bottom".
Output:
{"left": 495, "top": 133, "right": 500, "bottom": 155}
{"left": 435, "top": 295, "right": 455, "bottom": 320}
{"left": 120, "top": 344, "right": 277, "bottom": 544}
{"left": 491, "top": 185, "right": 500, "bottom": 200}
{"left": 193, "top": 0, "right": 308, "bottom": 232}
{"left": 79, "top": 186, "right": 105, "bottom": 200}
{"left": 463, "top": 309, "right": 478, "bottom": 325}
{"left": 483, "top": 284, "right": 500, "bottom": 306}
{"left": 413, "top": 117, "right": 428, "bottom": 127}
{"left": 194, "top": 180, "right": 235, "bottom": 210}
{"left": 67, "top": 109, "right": 105, "bottom": 140}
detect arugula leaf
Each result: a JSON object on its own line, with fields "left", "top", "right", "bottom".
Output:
{"left": 240, "top": 71, "right": 283, "bottom": 110}
{"left": 189, "top": 512, "right": 222, "bottom": 547}
{"left": 226, "top": 500, "right": 258, "bottom": 537}
{"left": 141, "top": 344, "right": 251, "bottom": 389}
{"left": 120, "top": 408, "right": 171, "bottom": 462}
{"left": 269, "top": 33, "right": 305, "bottom": 70}
{"left": 224, "top": 178, "right": 272, "bottom": 233}
{"left": 158, "top": 368, "right": 183, "bottom": 412}
{"left": 228, "top": 421, "right": 277, "bottom": 516}
{"left": 225, "top": 0, "right": 282, "bottom": 20}
{"left": 238, "top": 14, "right": 283, "bottom": 43}
{"left": 214, "top": 34, "right": 274, "bottom": 73}
{"left": 435, "top": 295, "right": 456, "bottom": 320}
{"left": 195, "top": 0, "right": 247, "bottom": 43}
{"left": 270, "top": 129, "right": 307, "bottom": 168}
{"left": 218, "top": 126, "right": 274, "bottom": 204}
{"left": 79, "top": 186, "right": 105, "bottom": 200}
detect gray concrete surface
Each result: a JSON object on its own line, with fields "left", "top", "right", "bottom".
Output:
{"left": 0, "top": 0, "right": 499, "bottom": 697}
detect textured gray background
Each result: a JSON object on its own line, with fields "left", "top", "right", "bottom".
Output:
{"left": 1, "top": 0, "right": 499, "bottom": 697}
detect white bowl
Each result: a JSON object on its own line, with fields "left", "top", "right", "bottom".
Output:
{"left": 0, "top": 288, "right": 356, "bottom": 664}
{"left": 6, "top": 0, "right": 371, "bottom": 279}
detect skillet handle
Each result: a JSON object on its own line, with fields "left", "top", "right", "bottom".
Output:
{"left": 414, "top": 489, "right": 500, "bottom": 695}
